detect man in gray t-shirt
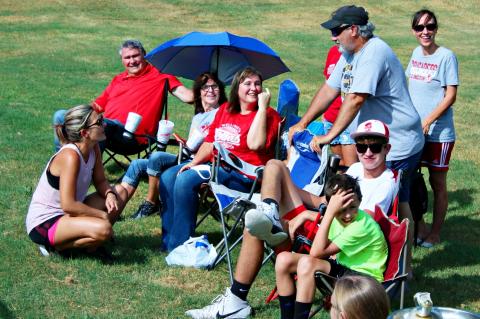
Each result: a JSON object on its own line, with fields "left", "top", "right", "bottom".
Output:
{"left": 289, "top": 5, "right": 424, "bottom": 269}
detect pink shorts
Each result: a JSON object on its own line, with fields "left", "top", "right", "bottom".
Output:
{"left": 28, "top": 215, "right": 62, "bottom": 249}
{"left": 47, "top": 218, "right": 61, "bottom": 246}
{"left": 421, "top": 141, "right": 455, "bottom": 172}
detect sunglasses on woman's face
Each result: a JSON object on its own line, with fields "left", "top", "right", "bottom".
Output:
{"left": 355, "top": 143, "right": 385, "bottom": 154}
{"left": 85, "top": 117, "right": 104, "bottom": 129}
{"left": 413, "top": 23, "right": 437, "bottom": 32}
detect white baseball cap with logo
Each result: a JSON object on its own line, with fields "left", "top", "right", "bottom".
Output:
{"left": 351, "top": 120, "right": 390, "bottom": 141}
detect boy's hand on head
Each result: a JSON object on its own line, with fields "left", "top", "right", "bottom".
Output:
{"left": 325, "top": 189, "right": 355, "bottom": 217}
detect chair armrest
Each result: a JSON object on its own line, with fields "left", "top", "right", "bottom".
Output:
{"left": 212, "top": 142, "right": 264, "bottom": 180}
{"left": 172, "top": 133, "right": 187, "bottom": 146}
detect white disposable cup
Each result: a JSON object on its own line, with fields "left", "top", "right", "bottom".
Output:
{"left": 157, "top": 120, "right": 174, "bottom": 144}
{"left": 123, "top": 112, "right": 142, "bottom": 138}
{"left": 186, "top": 127, "right": 205, "bottom": 151}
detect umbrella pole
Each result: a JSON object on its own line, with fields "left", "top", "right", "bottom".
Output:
{"left": 212, "top": 48, "right": 219, "bottom": 79}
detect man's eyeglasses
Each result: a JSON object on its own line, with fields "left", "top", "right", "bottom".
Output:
{"left": 355, "top": 143, "right": 385, "bottom": 154}
{"left": 85, "top": 117, "right": 104, "bottom": 129}
{"left": 413, "top": 23, "right": 437, "bottom": 32}
{"left": 330, "top": 25, "right": 351, "bottom": 37}
{"left": 201, "top": 84, "right": 219, "bottom": 91}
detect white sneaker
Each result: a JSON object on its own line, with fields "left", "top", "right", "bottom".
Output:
{"left": 185, "top": 288, "right": 251, "bottom": 319}
{"left": 244, "top": 202, "right": 288, "bottom": 247}
{"left": 38, "top": 245, "right": 50, "bottom": 257}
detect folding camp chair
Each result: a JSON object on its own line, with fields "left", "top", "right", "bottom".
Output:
{"left": 310, "top": 205, "right": 409, "bottom": 317}
{"left": 205, "top": 142, "right": 276, "bottom": 285}
{"left": 276, "top": 79, "right": 299, "bottom": 160}
{"left": 274, "top": 79, "right": 326, "bottom": 161}
{"left": 102, "top": 81, "right": 176, "bottom": 170}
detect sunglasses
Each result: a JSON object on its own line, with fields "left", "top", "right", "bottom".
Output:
{"left": 330, "top": 25, "right": 351, "bottom": 37}
{"left": 85, "top": 117, "right": 104, "bottom": 129}
{"left": 201, "top": 84, "right": 219, "bottom": 91}
{"left": 413, "top": 23, "right": 437, "bottom": 32}
{"left": 355, "top": 143, "right": 385, "bottom": 154}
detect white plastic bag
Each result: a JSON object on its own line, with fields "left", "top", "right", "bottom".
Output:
{"left": 165, "top": 235, "right": 217, "bottom": 269}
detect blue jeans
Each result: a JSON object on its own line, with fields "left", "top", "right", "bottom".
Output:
{"left": 122, "top": 152, "right": 178, "bottom": 188}
{"left": 159, "top": 163, "right": 254, "bottom": 251}
{"left": 387, "top": 150, "right": 422, "bottom": 202}
{"left": 52, "top": 109, "right": 145, "bottom": 154}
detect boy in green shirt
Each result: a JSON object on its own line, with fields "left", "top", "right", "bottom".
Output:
{"left": 275, "top": 174, "right": 387, "bottom": 319}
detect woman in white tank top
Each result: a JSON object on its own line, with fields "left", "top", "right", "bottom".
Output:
{"left": 26, "top": 104, "right": 129, "bottom": 259}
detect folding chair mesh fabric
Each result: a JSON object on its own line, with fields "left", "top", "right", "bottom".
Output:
{"left": 287, "top": 130, "right": 329, "bottom": 195}
{"left": 205, "top": 143, "right": 269, "bottom": 284}
{"left": 276, "top": 79, "right": 299, "bottom": 118}
{"left": 372, "top": 205, "right": 409, "bottom": 281}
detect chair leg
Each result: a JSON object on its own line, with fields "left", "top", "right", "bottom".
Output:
{"left": 219, "top": 209, "right": 234, "bottom": 285}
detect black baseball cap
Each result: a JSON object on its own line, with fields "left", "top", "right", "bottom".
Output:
{"left": 321, "top": 5, "right": 369, "bottom": 30}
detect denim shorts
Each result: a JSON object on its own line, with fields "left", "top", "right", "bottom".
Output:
{"left": 323, "top": 120, "right": 354, "bottom": 145}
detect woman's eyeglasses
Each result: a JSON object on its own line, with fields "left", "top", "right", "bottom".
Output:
{"left": 413, "top": 23, "right": 437, "bottom": 32}
{"left": 85, "top": 117, "right": 104, "bottom": 129}
{"left": 201, "top": 84, "right": 219, "bottom": 91}
{"left": 330, "top": 25, "right": 351, "bottom": 37}
{"left": 355, "top": 143, "right": 385, "bottom": 154}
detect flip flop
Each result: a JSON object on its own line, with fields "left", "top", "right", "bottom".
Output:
{"left": 420, "top": 241, "right": 435, "bottom": 248}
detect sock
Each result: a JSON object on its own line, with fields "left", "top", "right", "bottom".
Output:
{"left": 279, "top": 295, "right": 295, "bottom": 319}
{"left": 231, "top": 280, "right": 251, "bottom": 301}
{"left": 262, "top": 198, "right": 279, "bottom": 211}
{"left": 294, "top": 301, "right": 313, "bottom": 319}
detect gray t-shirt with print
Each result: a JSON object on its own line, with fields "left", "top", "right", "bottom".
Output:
{"left": 406, "top": 46, "right": 459, "bottom": 142}
{"left": 328, "top": 37, "right": 424, "bottom": 161}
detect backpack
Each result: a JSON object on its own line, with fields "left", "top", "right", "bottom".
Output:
{"left": 409, "top": 167, "right": 428, "bottom": 222}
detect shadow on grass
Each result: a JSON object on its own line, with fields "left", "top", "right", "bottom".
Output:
{"left": 412, "top": 214, "right": 480, "bottom": 309}
{"left": 0, "top": 300, "right": 14, "bottom": 319}
{"left": 428, "top": 187, "right": 477, "bottom": 213}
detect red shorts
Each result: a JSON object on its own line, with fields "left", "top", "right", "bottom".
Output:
{"left": 421, "top": 141, "right": 454, "bottom": 172}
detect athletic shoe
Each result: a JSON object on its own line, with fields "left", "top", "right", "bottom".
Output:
{"left": 244, "top": 202, "right": 288, "bottom": 247}
{"left": 131, "top": 200, "right": 159, "bottom": 220}
{"left": 185, "top": 288, "right": 251, "bottom": 319}
{"left": 38, "top": 245, "right": 50, "bottom": 257}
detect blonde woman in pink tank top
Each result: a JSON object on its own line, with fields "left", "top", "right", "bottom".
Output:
{"left": 26, "top": 104, "right": 129, "bottom": 260}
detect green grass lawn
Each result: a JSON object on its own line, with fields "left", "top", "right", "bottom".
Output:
{"left": 1, "top": 1, "right": 479, "bottom": 318}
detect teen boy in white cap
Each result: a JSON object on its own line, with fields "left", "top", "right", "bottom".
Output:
{"left": 346, "top": 119, "right": 399, "bottom": 214}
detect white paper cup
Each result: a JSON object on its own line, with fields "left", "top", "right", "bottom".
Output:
{"left": 157, "top": 120, "right": 174, "bottom": 144}
{"left": 123, "top": 112, "right": 142, "bottom": 138}
{"left": 186, "top": 127, "right": 205, "bottom": 152}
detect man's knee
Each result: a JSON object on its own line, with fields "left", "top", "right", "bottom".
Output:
{"left": 275, "top": 251, "right": 293, "bottom": 273}
{"left": 265, "top": 159, "right": 286, "bottom": 171}
{"left": 297, "top": 255, "right": 323, "bottom": 278}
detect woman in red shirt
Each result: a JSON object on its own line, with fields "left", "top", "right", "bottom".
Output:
{"left": 159, "top": 67, "right": 281, "bottom": 252}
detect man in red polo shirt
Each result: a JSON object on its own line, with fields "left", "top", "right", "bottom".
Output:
{"left": 53, "top": 39, "right": 193, "bottom": 153}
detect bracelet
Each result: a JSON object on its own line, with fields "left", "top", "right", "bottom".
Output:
{"left": 105, "top": 190, "right": 117, "bottom": 199}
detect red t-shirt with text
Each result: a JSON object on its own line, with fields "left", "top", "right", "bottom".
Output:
{"left": 204, "top": 102, "right": 281, "bottom": 166}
